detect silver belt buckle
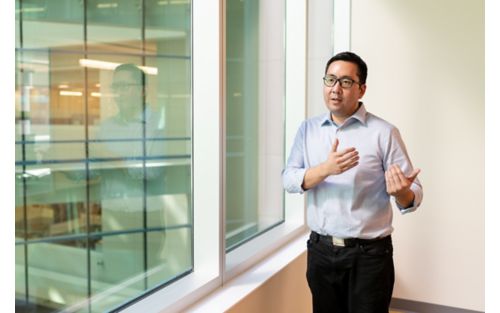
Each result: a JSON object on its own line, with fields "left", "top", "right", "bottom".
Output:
{"left": 332, "top": 237, "right": 345, "bottom": 247}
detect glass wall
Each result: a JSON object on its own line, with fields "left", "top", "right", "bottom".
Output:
{"left": 225, "top": 0, "right": 285, "bottom": 250}
{"left": 15, "top": 0, "right": 192, "bottom": 312}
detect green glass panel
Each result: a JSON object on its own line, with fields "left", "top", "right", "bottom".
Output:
{"left": 87, "top": 0, "right": 142, "bottom": 52}
{"left": 145, "top": 0, "right": 191, "bottom": 57}
{"left": 16, "top": 0, "right": 193, "bottom": 311}
{"left": 226, "top": 0, "right": 260, "bottom": 249}
{"left": 15, "top": 50, "right": 22, "bottom": 144}
{"left": 15, "top": 166, "right": 25, "bottom": 239}
{"left": 145, "top": 56, "right": 191, "bottom": 140}
{"left": 23, "top": 163, "right": 88, "bottom": 239}
{"left": 15, "top": 0, "right": 20, "bottom": 49}
{"left": 15, "top": 244, "right": 26, "bottom": 304}
{"left": 90, "top": 232, "right": 144, "bottom": 312}
{"left": 146, "top": 227, "right": 192, "bottom": 288}
{"left": 20, "top": 0, "right": 84, "bottom": 50}
{"left": 27, "top": 239, "right": 89, "bottom": 312}
{"left": 225, "top": 0, "right": 285, "bottom": 250}
{"left": 15, "top": 50, "right": 86, "bottom": 142}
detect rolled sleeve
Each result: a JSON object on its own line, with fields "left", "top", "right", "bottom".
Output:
{"left": 282, "top": 122, "right": 307, "bottom": 194}
{"left": 397, "top": 179, "right": 423, "bottom": 214}
{"left": 282, "top": 167, "right": 307, "bottom": 194}
{"left": 385, "top": 127, "right": 424, "bottom": 214}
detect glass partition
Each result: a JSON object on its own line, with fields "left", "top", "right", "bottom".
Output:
{"left": 15, "top": 1, "right": 192, "bottom": 312}
{"left": 225, "top": 0, "right": 285, "bottom": 250}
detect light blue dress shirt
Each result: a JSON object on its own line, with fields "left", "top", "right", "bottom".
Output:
{"left": 282, "top": 103, "right": 423, "bottom": 239}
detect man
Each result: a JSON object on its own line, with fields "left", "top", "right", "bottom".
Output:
{"left": 282, "top": 51, "right": 423, "bottom": 313}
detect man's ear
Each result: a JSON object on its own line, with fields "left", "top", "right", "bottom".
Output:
{"left": 359, "top": 84, "right": 367, "bottom": 99}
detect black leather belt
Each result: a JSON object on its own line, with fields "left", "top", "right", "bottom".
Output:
{"left": 310, "top": 231, "right": 391, "bottom": 247}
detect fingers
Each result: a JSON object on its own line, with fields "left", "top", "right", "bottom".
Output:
{"left": 385, "top": 166, "right": 404, "bottom": 195}
{"left": 385, "top": 164, "right": 421, "bottom": 195}
{"left": 408, "top": 168, "right": 421, "bottom": 182}
{"left": 391, "top": 164, "right": 420, "bottom": 182}
{"left": 342, "top": 158, "right": 359, "bottom": 172}
{"left": 328, "top": 139, "right": 359, "bottom": 174}
{"left": 336, "top": 148, "right": 359, "bottom": 171}
{"left": 385, "top": 169, "right": 394, "bottom": 193}
{"left": 338, "top": 148, "right": 359, "bottom": 165}
{"left": 391, "top": 166, "right": 405, "bottom": 189}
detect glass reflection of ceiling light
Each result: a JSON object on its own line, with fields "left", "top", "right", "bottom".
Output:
{"left": 93, "top": 92, "right": 116, "bottom": 98}
{"left": 170, "top": 0, "right": 189, "bottom": 4}
{"left": 95, "top": 83, "right": 101, "bottom": 88}
{"left": 158, "top": 0, "right": 188, "bottom": 4}
{"left": 34, "top": 135, "right": 50, "bottom": 142}
{"left": 59, "top": 91, "right": 83, "bottom": 97}
{"left": 79, "top": 59, "right": 158, "bottom": 75}
{"left": 130, "top": 161, "right": 166, "bottom": 168}
{"left": 97, "top": 3, "right": 118, "bottom": 9}
{"left": 16, "top": 7, "right": 46, "bottom": 13}
{"left": 171, "top": 94, "right": 190, "bottom": 98}
{"left": 26, "top": 168, "right": 51, "bottom": 178}
{"left": 58, "top": 84, "right": 69, "bottom": 89}
{"left": 48, "top": 288, "right": 65, "bottom": 304}
{"left": 29, "top": 59, "right": 49, "bottom": 65}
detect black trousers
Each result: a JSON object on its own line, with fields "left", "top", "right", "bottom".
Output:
{"left": 306, "top": 232, "right": 395, "bottom": 313}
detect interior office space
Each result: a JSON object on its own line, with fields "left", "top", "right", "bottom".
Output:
{"left": 10, "top": 0, "right": 486, "bottom": 312}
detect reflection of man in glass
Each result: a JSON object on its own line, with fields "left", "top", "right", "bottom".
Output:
{"left": 95, "top": 63, "right": 165, "bottom": 287}
{"left": 98, "top": 63, "right": 161, "bottom": 180}
{"left": 111, "top": 63, "right": 147, "bottom": 125}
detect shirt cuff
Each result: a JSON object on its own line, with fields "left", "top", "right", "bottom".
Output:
{"left": 283, "top": 168, "right": 307, "bottom": 194}
{"left": 397, "top": 184, "right": 423, "bottom": 214}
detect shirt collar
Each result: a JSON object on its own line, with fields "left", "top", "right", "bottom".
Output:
{"left": 321, "top": 102, "right": 367, "bottom": 127}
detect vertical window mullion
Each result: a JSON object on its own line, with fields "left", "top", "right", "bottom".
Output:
{"left": 140, "top": 0, "right": 148, "bottom": 292}
{"left": 82, "top": 1, "right": 92, "bottom": 310}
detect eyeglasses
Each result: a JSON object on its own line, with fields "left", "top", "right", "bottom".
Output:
{"left": 111, "top": 82, "right": 143, "bottom": 90}
{"left": 323, "top": 75, "right": 361, "bottom": 89}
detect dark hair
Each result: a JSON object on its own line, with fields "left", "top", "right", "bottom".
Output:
{"left": 113, "top": 63, "right": 146, "bottom": 85}
{"left": 324, "top": 51, "right": 368, "bottom": 85}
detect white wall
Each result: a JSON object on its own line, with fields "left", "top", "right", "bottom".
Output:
{"left": 307, "top": 0, "right": 351, "bottom": 118}
{"left": 351, "top": 0, "right": 484, "bottom": 311}
{"left": 307, "top": 0, "right": 334, "bottom": 118}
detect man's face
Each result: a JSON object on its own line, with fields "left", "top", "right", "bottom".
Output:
{"left": 323, "top": 60, "right": 366, "bottom": 123}
{"left": 112, "top": 70, "right": 143, "bottom": 115}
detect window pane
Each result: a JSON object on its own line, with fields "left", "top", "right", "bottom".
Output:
{"left": 87, "top": 0, "right": 142, "bottom": 52}
{"left": 225, "top": 0, "right": 285, "bottom": 250}
{"left": 20, "top": 0, "right": 84, "bottom": 50}
{"left": 90, "top": 232, "right": 145, "bottom": 311}
{"left": 145, "top": 0, "right": 191, "bottom": 57}
{"left": 27, "top": 239, "right": 89, "bottom": 311}
{"left": 15, "top": 1, "right": 192, "bottom": 312}
{"left": 146, "top": 227, "right": 192, "bottom": 288}
{"left": 15, "top": 0, "right": 20, "bottom": 49}
{"left": 15, "top": 244, "right": 26, "bottom": 307}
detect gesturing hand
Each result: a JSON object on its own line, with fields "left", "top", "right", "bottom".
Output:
{"left": 385, "top": 164, "right": 420, "bottom": 197}
{"left": 322, "top": 138, "right": 359, "bottom": 176}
